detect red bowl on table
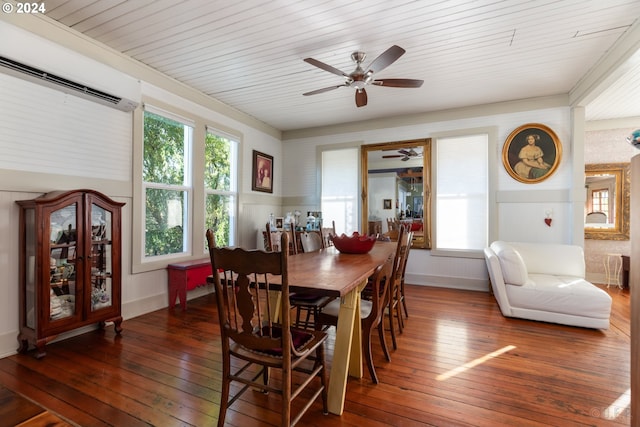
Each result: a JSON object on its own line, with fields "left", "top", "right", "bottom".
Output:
{"left": 330, "top": 232, "right": 376, "bottom": 254}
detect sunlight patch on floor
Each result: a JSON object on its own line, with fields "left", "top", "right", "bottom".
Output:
{"left": 436, "top": 345, "right": 516, "bottom": 381}
{"left": 603, "top": 388, "right": 630, "bottom": 420}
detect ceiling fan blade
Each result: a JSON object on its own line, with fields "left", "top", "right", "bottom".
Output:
{"left": 366, "top": 45, "right": 405, "bottom": 74}
{"left": 303, "top": 84, "right": 347, "bottom": 96}
{"left": 355, "top": 88, "right": 367, "bottom": 107}
{"left": 382, "top": 155, "right": 404, "bottom": 158}
{"left": 398, "top": 149, "right": 411, "bottom": 156}
{"left": 304, "top": 57, "right": 349, "bottom": 77}
{"left": 372, "top": 78, "right": 424, "bottom": 88}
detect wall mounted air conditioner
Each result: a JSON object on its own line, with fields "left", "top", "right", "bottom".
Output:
{"left": 0, "top": 55, "right": 138, "bottom": 112}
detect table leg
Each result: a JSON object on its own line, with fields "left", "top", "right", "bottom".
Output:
{"left": 327, "top": 283, "right": 362, "bottom": 415}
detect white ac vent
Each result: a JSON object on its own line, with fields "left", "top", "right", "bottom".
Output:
{"left": 0, "top": 55, "right": 138, "bottom": 112}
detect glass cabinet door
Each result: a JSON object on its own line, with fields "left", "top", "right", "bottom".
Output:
{"left": 90, "top": 203, "right": 113, "bottom": 311}
{"left": 48, "top": 203, "right": 78, "bottom": 322}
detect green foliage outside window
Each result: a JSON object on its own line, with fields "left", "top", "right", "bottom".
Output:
{"left": 144, "top": 111, "right": 189, "bottom": 256}
{"left": 143, "top": 110, "right": 237, "bottom": 257}
{"left": 205, "top": 133, "right": 234, "bottom": 247}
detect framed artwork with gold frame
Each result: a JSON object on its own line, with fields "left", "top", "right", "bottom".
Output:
{"left": 502, "top": 123, "right": 562, "bottom": 184}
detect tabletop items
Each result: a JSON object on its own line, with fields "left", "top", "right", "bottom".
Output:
{"left": 330, "top": 232, "right": 377, "bottom": 253}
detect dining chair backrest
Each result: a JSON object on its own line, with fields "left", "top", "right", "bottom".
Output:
{"left": 385, "top": 226, "right": 412, "bottom": 349}
{"left": 208, "top": 229, "right": 292, "bottom": 345}
{"left": 393, "top": 228, "right": 413, "bottom": 284}
{"left": 265, "top": 222, "right": 298, "bottom": 254}
{"left": 321, "top": 220, "right": 336, "bottom": 247}
{"left": 299, "top": 230, "right": 324, "bottom": 252}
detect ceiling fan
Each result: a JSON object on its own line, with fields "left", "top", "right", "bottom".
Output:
{"left": 382, "top": 148, "right": 421, "bottom": 161}
{"left": 302, "top": 45, "right": 423, "bottom": 107}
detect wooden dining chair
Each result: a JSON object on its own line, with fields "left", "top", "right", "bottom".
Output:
{"left": 265, "top": 222, "right": 298, "bottom": 255}
{"left": 387, "top": 227, "right": 413, "bottom": 350}
{"left": 298, "top": 230, "right": 324, "bottom": 252}
{"left": 320, "top": 220, "right": 336, "bottom": 247}
{"left": 290, "top": 230, "right": 335, "bottom": 330}
{"left": 206, "top": 229, "right": 328, "bottom": 427}
{"left": 398, "top": 230, "right": 413, "bottom": 320}
{"left": 314, "top": 256, "right": 393, "bottom": 384}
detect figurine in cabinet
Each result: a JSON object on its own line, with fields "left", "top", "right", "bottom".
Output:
{"left": 16, "top": 189, "right": 124, "bottom": 358}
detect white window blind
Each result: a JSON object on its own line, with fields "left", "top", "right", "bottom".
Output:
{"left": 435, "top": 134, "right": 488, "bottom": 250}
{"left": 321, "top": 147, "right": 359, "bottom": 234}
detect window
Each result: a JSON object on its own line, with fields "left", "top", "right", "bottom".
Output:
{"left": 136, "top": 102, "right": 241, "bottom": 271}
{"left": 435, "top": 134, "right": 488, "bottom": 252}
{"left": 591, "top": 189, "right": 610, "bottom": 220}
{"left": 321, "top": 147, "right": 360, "bottom": 234}
{"left": 205, "top": 128, "right": 238, "bottom": 247}
{"left": 143, "top": 110, "right": 193, "bottom": 258}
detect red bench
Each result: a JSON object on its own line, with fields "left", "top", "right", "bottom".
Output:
{"left": 167, "top": 259, "right": 211, "bottom": 310}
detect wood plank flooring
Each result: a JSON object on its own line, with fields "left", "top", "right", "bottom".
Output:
{"left": 0, "top": 284, "right": 631, "bottom": 427}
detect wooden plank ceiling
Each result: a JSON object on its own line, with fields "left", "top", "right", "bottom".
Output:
{"left": 35, "top": 0, "right": 640, "bottom": 131}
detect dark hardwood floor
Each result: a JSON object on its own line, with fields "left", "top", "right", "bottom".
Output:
{"left": 0, "top": 284, "right": 631, "bottom": 427}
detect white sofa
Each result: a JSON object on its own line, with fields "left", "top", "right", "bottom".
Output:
{"left": 484, "top": 241, "right": 612, "bottom": 329}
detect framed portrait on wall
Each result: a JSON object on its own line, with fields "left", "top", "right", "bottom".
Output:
{"left": 383, "top": 199, "right": 392, "bottom": 209}
{"left": 252, "top": 150, "right": 273, "bottom": 193}
{"left": 502, "top": 123, "right": 562, "bottom": 184}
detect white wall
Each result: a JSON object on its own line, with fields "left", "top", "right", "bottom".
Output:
{"left": 282, "top": 106, "right": 577, "bottom": 291}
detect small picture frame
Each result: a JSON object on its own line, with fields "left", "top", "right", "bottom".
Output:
{"left": 502, "top": 123, "right": 562, "bottom": 184}
{"left": 383, "top": 199, "right": 392, "bottom": 209}
{"left": 252, "top": 150, "right": 273, "bottom": 193}
{"left": 275, "top": 217, "right": 284, "bottom": 230}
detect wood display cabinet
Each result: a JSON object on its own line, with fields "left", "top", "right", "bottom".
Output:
{"left": 16, "top": 189, "right": 125, "bottom": 358}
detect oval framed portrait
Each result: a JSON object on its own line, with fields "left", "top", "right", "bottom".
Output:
{"left": 502, "top": 123, "right": 562, "bottom": 184}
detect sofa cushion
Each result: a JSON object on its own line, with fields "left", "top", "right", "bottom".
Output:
{"left": 509, "top": 242, "right": 586, "bottom": 278}
{"left": 490, "top": 241, "right": 528, "bottom": 285}
{"left": 505, "top": 274, "right": 612, "bottom": 319}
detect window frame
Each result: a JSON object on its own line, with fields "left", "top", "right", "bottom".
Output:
{"left": 204, "top": 127, "right": 239, "bottom": 249}
{"left": 431, "top": 127, "right": 497, "bottom": 258}
{"left": 132, "top": 98, "right": 241, "bottom": 274}
{"left": 141, "top": 107, "right": 194, "bottom": 260}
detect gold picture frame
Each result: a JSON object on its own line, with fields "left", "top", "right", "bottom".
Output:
{"left": 502, "top": 123, "right": 562, "bottom": 184}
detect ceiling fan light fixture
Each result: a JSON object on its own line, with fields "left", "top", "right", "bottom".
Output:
{"left": 303, "top": 45, "right": 422, "bottom": 107}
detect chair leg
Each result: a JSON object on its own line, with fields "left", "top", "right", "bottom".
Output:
{"left": 317, "top": 344, "right": 329, "bottom": 415}
{"left": 395, "top": 287, "right": 404, "bottom": 333}
{"left": 217, "top": 355, "right": 231, "bottom": 427}
{"left": 362, "top": 327, "right": 378, "bottom": 384}
{"left": 282, "top": 363, "right": 292, "bottom": 427}
{"left": 388, "top": 303, "right": 398, "bottom": 350}
{"left": 295, "top": 306, "right": 303, "bottom": 328}
{"left": 401, "top": 282, "right": 409, "bottom": 319}
{"left": 378, "top": 321, "right": 391, "bottom": 362}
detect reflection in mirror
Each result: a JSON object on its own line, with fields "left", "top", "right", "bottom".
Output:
{"left": 585, "top": 163, "right": 630, "bottom": 240}
{"left": 361, "top": 139, "right": 431, "bottom": 248}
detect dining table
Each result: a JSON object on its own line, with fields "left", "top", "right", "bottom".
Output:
{"left": 207, "top": 239, "right": 397, "bottom": 415}
{"left": 283, "top": 241, "right": 397, "bottom": 415}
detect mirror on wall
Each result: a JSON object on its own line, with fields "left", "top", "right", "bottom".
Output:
{"left": 584, "top": 163, "right": 630, "bottom": 240}
{"left": 361, "top": 138, "right": 431, "bottom": 249}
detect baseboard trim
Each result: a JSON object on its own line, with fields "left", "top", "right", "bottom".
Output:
{"left": 405, "top": 273, "right": 490, "bottom": 292}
